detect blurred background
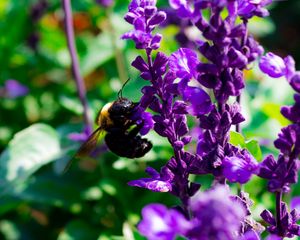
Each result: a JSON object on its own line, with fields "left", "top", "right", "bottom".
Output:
{"left": 0, "top": 0, "right": 299, "bottom": 239}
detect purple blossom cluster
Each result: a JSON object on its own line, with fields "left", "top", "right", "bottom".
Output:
{"left": 121, "top": 0, "right": 300, "bottom": 239}
{"left": 0, "top": 79, "right": 28, "bottom": 99}
{"left": 138, "top": 186, "right": 247, "bottom": 240}
{"left": 258, "top": 52, "right": 300, "bottom": 238}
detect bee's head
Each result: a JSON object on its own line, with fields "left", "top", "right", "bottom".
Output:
{"left": 110, "top": 98, "right": 136, "bottom": 116}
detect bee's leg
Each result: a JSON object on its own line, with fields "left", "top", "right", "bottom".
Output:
{"left": 128, "top": 124, "right": 143, "bottom": 137}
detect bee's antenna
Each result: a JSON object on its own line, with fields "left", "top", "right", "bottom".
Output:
{"left": 118, "top": 78, "right": 130, "bottom": 99}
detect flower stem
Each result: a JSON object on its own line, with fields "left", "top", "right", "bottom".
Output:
{"left": 276, "top": 191, "right": 282, "bottom": 235}
{"left": 62, "top": 0, "right": 92, "bottom": 133}
{"left": 236, "top": 95, "right": 241, "bottom": 133}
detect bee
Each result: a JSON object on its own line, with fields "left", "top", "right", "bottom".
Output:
{"left": 71, "top": 81, "right": 152, "bottom": 168}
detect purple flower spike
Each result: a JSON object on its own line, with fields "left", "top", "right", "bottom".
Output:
{"left": 188, "top": 185, "right": 246, "bottom": 239}
{"left": 169, "top": 48, "right": 199, "bottom": 79}
{"left": 2, "top": 79, "right": 29, "bottom": 98}
{"left": 122, "top": 0, "right": 166, "bottom": 50}
{"left": 222, "top": 151, "right": 258, "bottom": 184}
{"left": 259, "top": 52, "right": 286, "bottom": 78}
{"left": 261, "top": 203, "right": 300, "bottom": 238}
{"left": 138, "top": 204, "right": 190, "bottom": 240}
{"left": 168, "top": 0, "right": 193, "bottom": 18}
{"left": 258, "top": 154, "right": 298, "bottom": 193}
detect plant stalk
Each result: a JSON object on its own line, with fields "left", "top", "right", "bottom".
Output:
{"left": 62, "top": 0, "right": 92, "bottom": 133}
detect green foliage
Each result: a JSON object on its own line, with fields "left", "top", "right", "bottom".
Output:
{"left": 229, "top": 131, "right": 263, "bottom": 161}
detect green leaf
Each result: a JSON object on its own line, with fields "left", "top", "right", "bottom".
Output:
{"left": 0, "top": 124, "right": 60, "bottom": 194}
{"left": 176, "top": 237, "right": 188, "bottom": 240}
{"left": 248, "top": 16, "right": 275, "bottom": 37}
{"left": 14, "top": 172, "right": 84, "bottom": 212}
{"left": 261, "top": 102, "right": 290, "bottom": 126}
{"left": 229, "top": 131, "right": 262, "bottom": 161}
{"left": 0, "top": 220, "right": 20, "bottom": 240}
{"left": 0, "top": 196, "right": 21, "bottom": 216}
{"left": 59, "top": 95, "right": 84, "bottom": 115}
{"left": 229, "top": 131, "right": 245, "bottom": 147}
{"left": 80, "top": 33, "right": 114, "bottom": 76}
{"left": 57, "top": 220, "right": 99, "bottom": 240}
{"left": 245, "top": 140, "right": 263, "bottom": 161}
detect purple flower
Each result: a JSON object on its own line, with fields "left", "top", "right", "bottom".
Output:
{"left": 274, "top": 124, "right": 300, "bottom": 157}
{"left": 232, "top": 191, "right": 265, "bottom": 235}
{"left": 259, "top": 52, "right": 287, "bottom": 78}
{"left": 222, "top": 150, "right": 258, "bottom": 184}
{"left": 284, "top": 55, "right": 296, "bottom": 79}
{"left": 239, "top": 230, "right": 260, "bottom": 240}
{"left": 168, "top": 0, "right": 193, "bottom": 18}
{"left": 30, "top": 0, "right": 48, "bottom": 22}
{"left": 180, "top": 85, "right": 213, "bottom": 116}
{"left": 122, "top": 0, "right": 166, "bottom": 50}
{"left": 169, "top": 48, "right": 199, "bottom": 79}
{"left": 137, "top": 203, "right": 191, "bottom": 240}
{"left": 291, "top": 197, "right": 300, "bottom": 213}
{"left": 131, "top": 106, "right": 154, "bottom": 135}
{"left": 192, "top": 105, "right": 245, "bottom": 175}
{"left": 188, "top": 185, "right": 247, "bottom": 239}
{"left": 261, "top": 202, "right": 300, "bottom": 238}
{"left": 265, "top": 235, "right": 283, "bottom": 240}
{"left": 128, "top": 167, "right": 173, "bottom": 192}
{"left": 281, "top": 94, "right": 300, "bottom": 123}
{"left": 290, "top": 73, "right": 300, "bottom": 93}
{"left": 237, "top": 0, "right": 272, "bottom": 19}
{"left": 95, "top": 0, "right": 113, "bottom": 7}
{"left": 1, "top": 79, "right": 29, "bottom": 98}
{"left": 258, "top": 154, "right": 298, "bottom": 193}
{"left": 68, "top": 125, "right": 92, "bottom": 142}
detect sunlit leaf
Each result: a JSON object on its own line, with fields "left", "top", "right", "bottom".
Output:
{"left": 0, "top": 220, "right": 20, "bottom": 240}
{"left": 261, "top": 102, "right": 290, "bottom": 126}
{"left": 229, "top": 131, "right": 245, "bottom": 147}
{"left": 245, "top": 140, "right": 263, "bottom": 161}
{"left": 0, "top": 124, "right": 60, "bottom": 194}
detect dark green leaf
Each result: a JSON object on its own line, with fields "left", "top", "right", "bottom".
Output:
{"left": 0, "top": 124, "right": 60, "bottom": 195}
{"left": 245, "top": 140, "right": 263, "bottom": 161}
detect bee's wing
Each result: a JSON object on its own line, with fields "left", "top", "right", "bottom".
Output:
{"left": 63, "top": 127, "right": 104, "bottom": 173}
{"left": 75, "top": 126, "right": 104, "bottom": 158}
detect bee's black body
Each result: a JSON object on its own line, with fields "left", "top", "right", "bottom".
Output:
{"left": 75, "top": 97, "right": 152, "bottom": 159}
{"left": 103, "top": 98, "right": 152, "bottom": 158}
{"left": 105, "top": 128, "right": 152, "bottom": 158}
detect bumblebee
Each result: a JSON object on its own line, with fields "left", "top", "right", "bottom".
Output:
{"left": 75, "top": 97, "right": 152, "bottom": 159}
